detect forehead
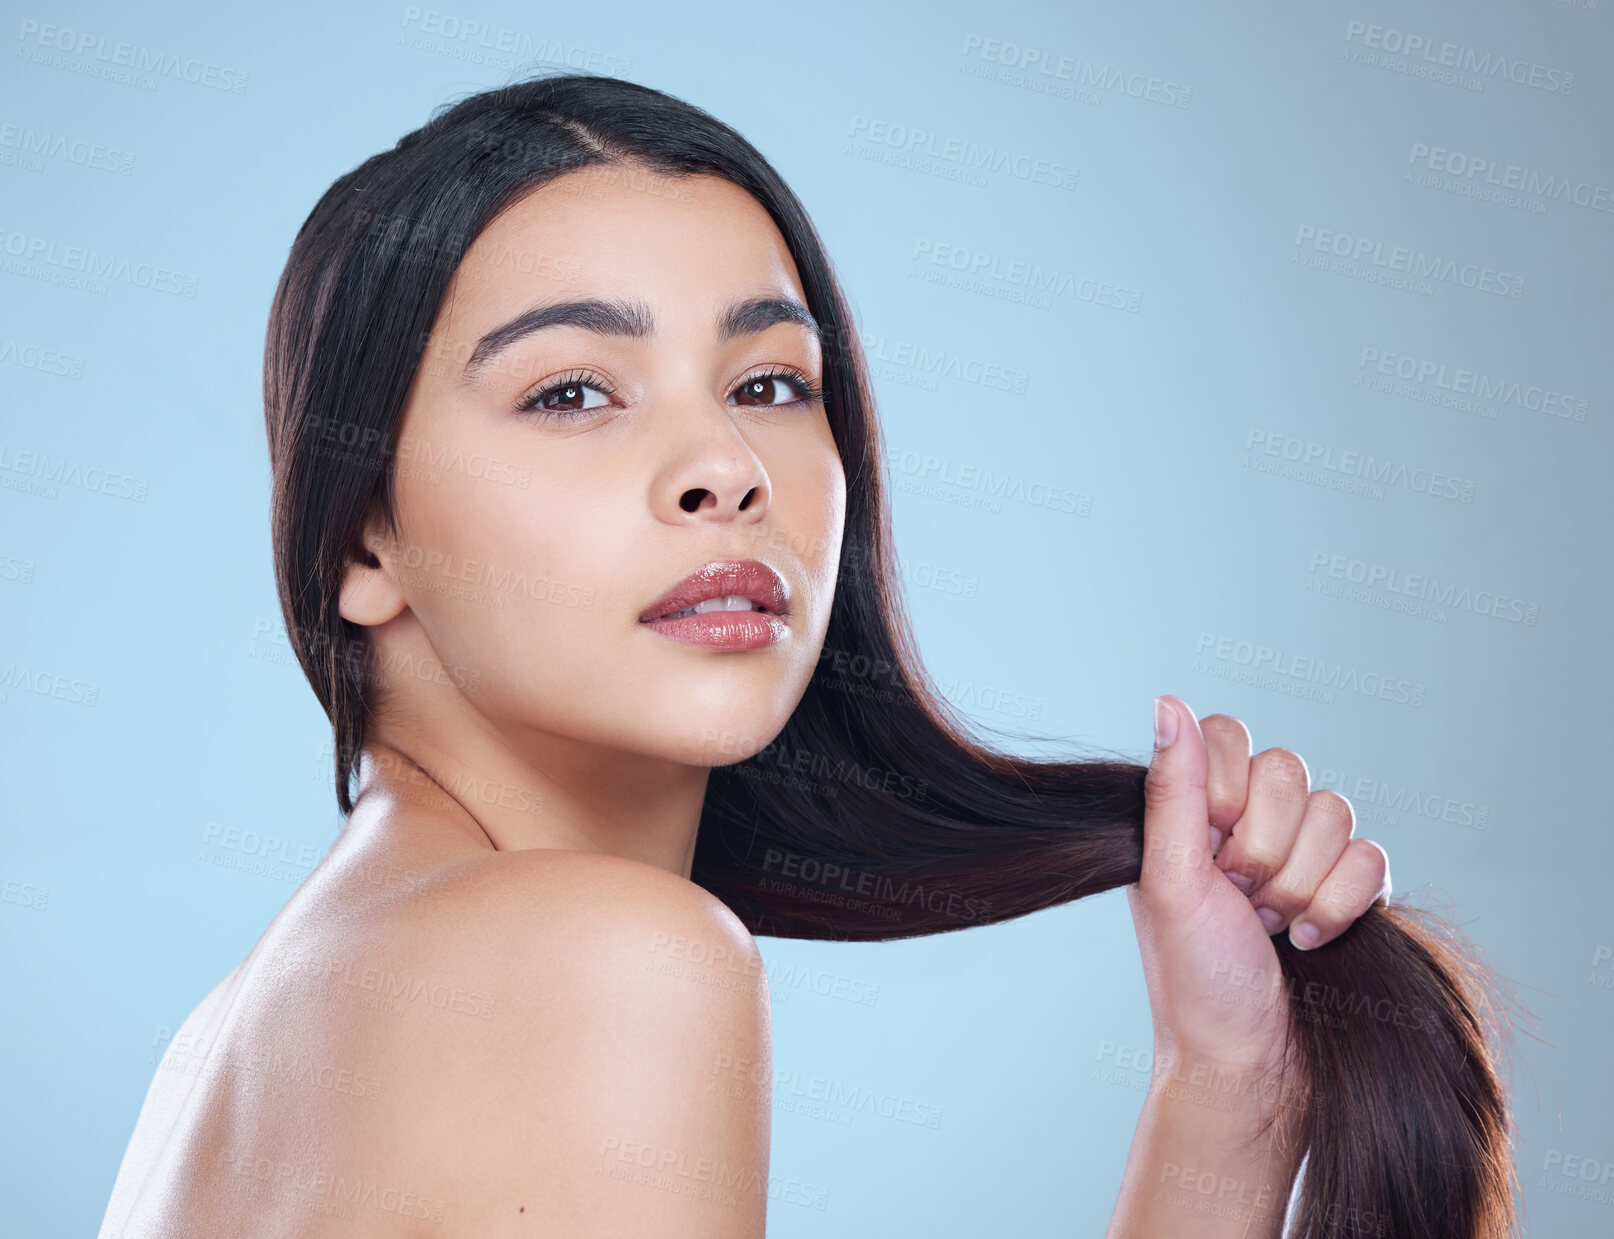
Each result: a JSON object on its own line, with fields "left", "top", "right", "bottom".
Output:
{"left": 439, "top": 165, "right": 805, "bottom": 334}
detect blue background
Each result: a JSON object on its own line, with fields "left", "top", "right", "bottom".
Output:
{"left": 2, "top": 0, "right": 1610, "bottom": 1234}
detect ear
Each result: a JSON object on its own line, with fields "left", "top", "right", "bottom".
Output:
{"left": 338, "top": 510, "right": 408, "bottom": 627}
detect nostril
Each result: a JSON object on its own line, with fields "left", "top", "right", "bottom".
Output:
{"left": 679, "top": 488, "right": 709, "bottom": 513}
{"left": 738, "top": 487, "right": 758, "bottom": 511}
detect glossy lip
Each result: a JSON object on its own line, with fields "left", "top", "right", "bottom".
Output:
{"left": 638, "top": 559, "right": 791, "bottom": 623}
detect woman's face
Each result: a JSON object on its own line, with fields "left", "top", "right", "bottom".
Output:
{"left": 348, "top": 164, "right": 846, "bottom": 770}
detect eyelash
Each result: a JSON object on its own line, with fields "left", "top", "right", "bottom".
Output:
{"left": 514, "top": 365, "right": 825, "bottom": 419}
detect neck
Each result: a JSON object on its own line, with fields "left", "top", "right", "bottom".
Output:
{"left": 349, "top": 720, "right": 712, "bottom": 880}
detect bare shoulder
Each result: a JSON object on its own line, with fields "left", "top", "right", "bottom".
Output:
{"left": 315, "top": 848, "right": 774, "bottom": 1237}
{"left": 442, "top": 845, "right": 763, "bottom": 950}
{"left": 404, "top": 846, "right": 771, "bottom": 1023}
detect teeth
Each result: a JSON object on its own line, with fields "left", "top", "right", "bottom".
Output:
{"left": 664, "top": 594, "right": 762, "bottom": 619}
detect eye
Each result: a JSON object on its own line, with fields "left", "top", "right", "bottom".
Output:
{"left": 729, "top": 367, "right": 823, "bottom": 408}
{"left": 516, "top": 369, "right": 615, "bottom": 418}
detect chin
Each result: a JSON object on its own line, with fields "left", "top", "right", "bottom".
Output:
{"left": 635, "top": 709, "right": 796, "bottom": 769}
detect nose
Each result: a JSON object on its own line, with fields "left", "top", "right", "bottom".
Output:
{"left": 650, "top": 410, "right": 773, "bottom": 526}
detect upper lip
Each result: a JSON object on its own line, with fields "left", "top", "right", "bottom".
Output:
{"left": 639, "top": 559, "right": 791, "bottom": 622}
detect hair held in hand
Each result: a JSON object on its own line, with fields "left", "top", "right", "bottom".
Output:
{"left": 264, "top": 69, "right": 1521, "bottom": 1238}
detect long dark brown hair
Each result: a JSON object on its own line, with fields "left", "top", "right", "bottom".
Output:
{"left": 264, "top": 68, "right": 1519, "bottom": 1237}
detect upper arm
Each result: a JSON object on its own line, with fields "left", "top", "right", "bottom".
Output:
{"left": 387, "top": 852, "right": 774, "bottom": 1238}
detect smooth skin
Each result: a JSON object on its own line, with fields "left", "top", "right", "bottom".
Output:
{"left": 104, "top": 164, "right": 832, "bottom": 1239}
{"left": 1107, "top": 697, "right": 1390, "bottom": 1238}
{"left": 99, "top": 161, "right": 1388, "bottom": 1238}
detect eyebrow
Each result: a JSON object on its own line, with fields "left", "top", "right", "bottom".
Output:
{"left": 458, "top": 294, "right": 821, "bottom": 385}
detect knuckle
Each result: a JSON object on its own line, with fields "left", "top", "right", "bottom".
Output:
{"left": 1143, "top": 761, "right": 1200, "bottom": 808}
{"left": 1308, "top": 878, "right": 1367, "bottom": 921}
{"left": 1253, "top": 748, "right": 1310, "bottom": 801}
{"left": 1142, "top": 763, "right": 1175, "bottom": 807}
{"left": 1204, "top": 746, "right": 1249, "bottom": 826}
{"left": 1201, "top": 713, "right": 1252, "bottom": 746}
{"left": 1313, "top": 856, "right": 1387, "bottom": 920}
{"left": 1311, "top": 886, "right": 1372, "bottom": 926}
{"left": 1206, "top": 782, "right": 1245, "bottom": 827}
{"left": 1301, "top": 901, "right": 1354, "bottom": 934}
{"left": 1306, "top": 790, "right": 1356, "bottom": 840}
{"left": 1271, "top": 858, "right": 1323, "bottom": 903}
{"left": 1258, "top": 878, "right": 1311, "bottom": 916}
{"left": 1233, "top": 843, "right": 1285, "bottom": 885}
{"left": 1347, "top": 837, "right": 1389, "bottom": 877}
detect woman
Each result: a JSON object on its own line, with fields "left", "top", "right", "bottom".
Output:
{"left": 100, "top": 71, "right": 1516, "bottom": 1237}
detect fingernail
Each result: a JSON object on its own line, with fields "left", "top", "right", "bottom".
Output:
{"left": 1153, "top": 697, "right": 1178, "bottom": 749}
{"left": 1225, "top": 870, "right": 1253, "bottom": 893}
{"left": 1256, "top": 906, "right": 1284, "bottom": 934}
{"left": 1290, "top": 921, "right": 1320, "bottom": 950}
{"left": 1208, "top": 826, "right": 1223, "bottom": 854}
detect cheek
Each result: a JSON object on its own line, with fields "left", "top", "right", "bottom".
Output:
{"left": 758, "top": 438, "right": 845, "bottom": 676}
{"left": 392, "top": 469, "right": 622, "bottom": 701}
{"left": 782, "top": 446, "right": 846, "bottom": 593}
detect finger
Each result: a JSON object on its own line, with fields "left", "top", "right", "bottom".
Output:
{"left": 1200, "top": 714, "right": 1252, "bottom": 851}
{"left": 1288, "top": 839, "right": 1391, "bottom": 950}
{"left": 1215, "top": 748, "right": 1310, "bottom": 895}
{"left": 1247, "top": 790, "right": 1355, "bottom": 936}
{"left": 1139, "top": 696, "right": 1215, "bottom": 906}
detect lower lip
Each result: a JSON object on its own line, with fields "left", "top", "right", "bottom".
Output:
{"left": 641, "top": 610, "right": 787, "bottom": 649}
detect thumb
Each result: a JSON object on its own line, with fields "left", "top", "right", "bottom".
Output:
{"left": 1140, "top": 696, "right": 1215, "bottom": 901}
